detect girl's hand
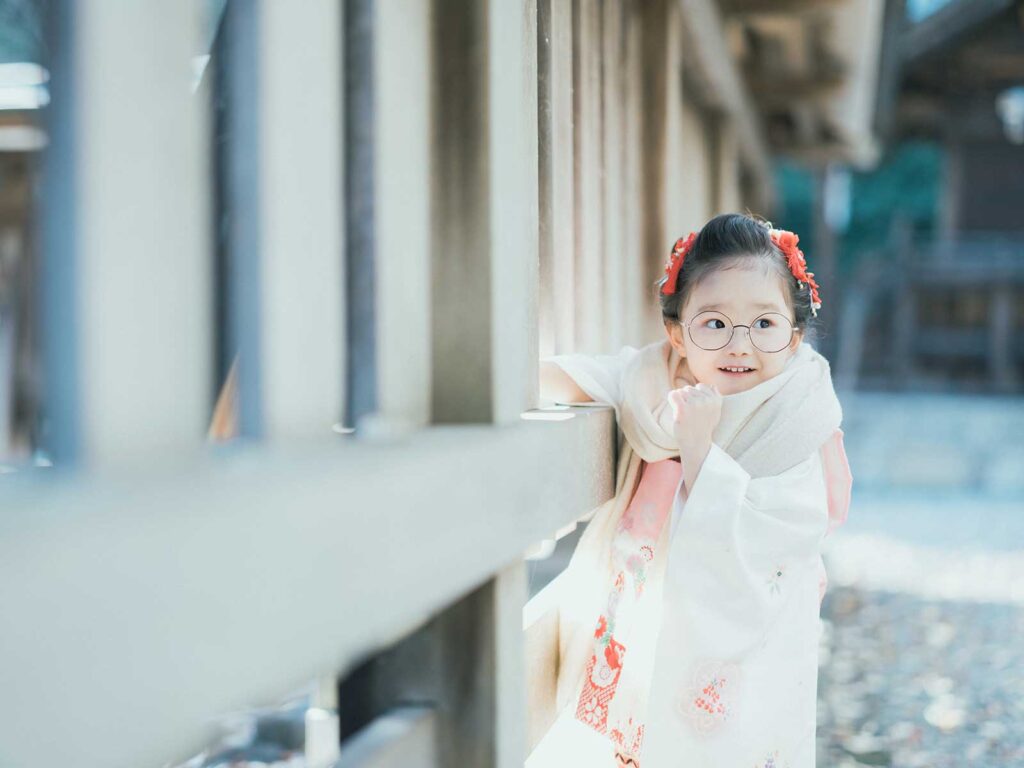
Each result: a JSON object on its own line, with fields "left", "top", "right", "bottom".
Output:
{"left": 668, "top": 383, "right": 722, "bottom": 444}
{"left": 668, "top": 383, "right": 723, "bottom": 494}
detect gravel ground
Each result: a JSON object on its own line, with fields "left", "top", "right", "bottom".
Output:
{"left": 816, "top": 584, "right": 1024, "bottom": 767}
{"left": 814, "top": 393, "right": 1024, "bottom": 767}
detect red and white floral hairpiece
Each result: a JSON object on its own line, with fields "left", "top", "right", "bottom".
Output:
{"left": 660, "top": 232, "right": 697, "bottom": 296}
{"left": 660, "top": 223, "right": 822, "bottom": 317}
{"left": 766, "top": 224, "right": 821, "bottom": 317}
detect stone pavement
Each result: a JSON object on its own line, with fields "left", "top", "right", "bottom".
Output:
{"left": 816, "top": 392, "right": 1024, "bottom": 767}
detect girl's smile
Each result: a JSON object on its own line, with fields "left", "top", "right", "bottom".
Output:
{"left": 665, "top": 265, "right": 803, "bottom": 395}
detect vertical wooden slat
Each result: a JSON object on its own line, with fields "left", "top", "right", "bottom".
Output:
{"left": 40, "top": 0, "right": 80, "bottom": 463}
{"left": 602, "top": 0, "right": 625, "bottom": 352}
{"left": 673, "top": 98, "right": 709, "bottom": 234}
{"left": 260, "top": 0, "right": 344, "bottom": 438}
{"left": 375, "top": 0, "right": 433, "bottom": 431}
{"left": 989, "top": 285, "right": 1016, "bottom": 391}
{"left": 662, "top": 1, "right": 688, "bottom": 242}
{"left": 639, "top": 0, "right": 670, "bottom": 342}
{"left": 44, "top": 0, "right": 209, "bottom": 466}
{"left": 344, "top": 0, "right": 377, "bottom": 429}
{"left": 431, "top": 0, "right": 491, "bottom": 423}
{"left": 494, "top": 561, "right": 528, "bottom": 768}
{"left": 622, "top": 2, "right": 648, "bottom": 344}
{"left": 225, "top": 0, "right": 265, "bottom": 438}
{"left": 573, "top": 0, "right": 605, "bottom": 354}
{"left": 705, "top": 111, "right": 722, "bottom": 215}
{"left": 717, "top": 119, "right": 742, "bottom": 213}
{"left": 489, "top": 0, "right": 540, "bottom": 422}
{"left": 432, "top": 0, "right": 539, "bottom": 423}
{"left": 940, "top": 138, "right": 962, "bottom": 239}
{"left": 551, "top": 0, "right": 576, "bottom": 356}
{"left": 538, "top": 0, "right": 576, "bottom": 358}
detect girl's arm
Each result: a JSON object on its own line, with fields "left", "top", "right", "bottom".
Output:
{"left": 539, "top": 360, "right": 594, "bottom": 404}
{"left": 539, "top": 345, "right": 640, "bottom": 414}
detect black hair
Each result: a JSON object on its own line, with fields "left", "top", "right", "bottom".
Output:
{"left": 656, "top": 212, "right": 818, "bottom": 335}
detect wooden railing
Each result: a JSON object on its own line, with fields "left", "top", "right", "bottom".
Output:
{"left": 0, "top": 408, "right": 617, "bottom": 767}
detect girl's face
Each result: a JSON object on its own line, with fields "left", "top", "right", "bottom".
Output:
{"left": 665, "top": 264, "right": 803, "bottom": 395}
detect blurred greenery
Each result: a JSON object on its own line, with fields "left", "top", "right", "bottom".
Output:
{"left": 0, "top": 0, "right": 42, "bottom": 64}
{"left": 775, "top": 141, "right": 944, "bottom": 277}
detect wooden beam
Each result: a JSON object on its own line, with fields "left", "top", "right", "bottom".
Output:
{"left": 720, "top": 0, "right": 846, "bottom": 14}
{"left": 901, "top": 0, "right": 1016, "bottom": 64}
{"left": 745, "top": 72, "right": 845, "bottom": 106}
{"left": 873, "top": 0, "right": 907, "bottom": 142}
{"left": 676, "top": 0, "right": 775, "bottom": 211}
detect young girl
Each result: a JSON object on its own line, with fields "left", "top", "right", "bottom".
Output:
{"left": 526, "top": 213, "right": 852, "bottom": 767}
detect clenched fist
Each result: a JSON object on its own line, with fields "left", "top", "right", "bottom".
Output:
{"left": 668, "top": 382, "right": 723, "bottom": 494}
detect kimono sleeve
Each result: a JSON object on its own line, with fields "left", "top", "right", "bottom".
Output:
{"left": 541, "top": 345, "right": 640, "bottom": 416}
{"left": 666, "top": 444, "right": 829, "bottom": 635}
{"left": 643, "top": 447, "right": 829, "bottom": 765}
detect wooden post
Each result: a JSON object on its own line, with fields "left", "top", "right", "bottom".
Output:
{"left": 41, "top": 0, "right": 209, "bottom": 467}
{"left": 989, "top": 284, "right": 1017, "bottom": 392}
{"left": 538, "top": 0, "right": 577, "bottom": 357}
{"left": 573, "top": 0, "right": 606, "bottom": 354}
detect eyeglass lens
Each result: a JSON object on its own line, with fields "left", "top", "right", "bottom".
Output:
{"left": 686, "top": 311, "right": 794, "bottom": 353}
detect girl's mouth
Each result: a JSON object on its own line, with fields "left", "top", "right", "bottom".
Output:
{"left": 718, "top": 366, "right": 756, "bottom": 376}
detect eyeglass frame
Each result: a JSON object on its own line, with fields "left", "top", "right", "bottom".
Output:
{"left": 677, "top": 309, "right": 797, "bottom": 353}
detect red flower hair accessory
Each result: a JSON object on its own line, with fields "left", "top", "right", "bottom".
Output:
{"left": 661, "top": 231, "right": 697, "bottom": 296}
{"left": 769, "top": 227, "right": 822, "bottom": 317}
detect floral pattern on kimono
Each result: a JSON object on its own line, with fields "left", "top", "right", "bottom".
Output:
{"left": 753, "top": 750, "right": 791, "bottom": 768}
{"left": 610, "top": 717, "right": 645, "bottom": 766}
{"left": 572, "top": 461, "right": 677, "bottom": 758}
{"left": 678, "top": 659, "right": 743, "bottom": 736}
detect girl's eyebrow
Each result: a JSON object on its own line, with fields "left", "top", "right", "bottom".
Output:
{"left": 696, "top": 301, "right": 784, "bottom": 313}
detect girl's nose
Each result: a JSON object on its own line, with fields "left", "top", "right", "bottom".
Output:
{"left": 725, "top": 325, "right": 755, "bottom": 352}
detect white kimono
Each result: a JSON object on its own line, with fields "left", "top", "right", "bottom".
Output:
{"left": 643, "top": 444, "right": 828, "bottom": 767}
{"left": 528, "top": 342, "right": 850, "bottom": 768}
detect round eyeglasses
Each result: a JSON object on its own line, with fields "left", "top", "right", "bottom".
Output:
{"left": 679, "top": 310, "right": 795, "bottom": 353}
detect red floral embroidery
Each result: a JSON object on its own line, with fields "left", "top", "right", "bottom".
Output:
{"left": 678, "top": 660, "right": 742, "bottom": 736}
{"left": 575, "top": 638, "right": 627, "bottom": 732}
{"left": 611, "top": 716, "right": 645, "bottom": 766}
{"left": 604, "top": 639, "right": 623, "bottom": 670}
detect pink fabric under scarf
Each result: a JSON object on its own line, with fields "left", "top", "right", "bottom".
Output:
{"left": 816, "top": 427, "right": 853, "bottom": 606}
{"left": 568, "top": 456, "right": 682, "bottom": 760}
{"left": 821, "top": 428, "right": 853, "bottom": 535}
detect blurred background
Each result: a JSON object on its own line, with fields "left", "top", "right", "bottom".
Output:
{"left": 0, "top": 0, "right": 1022, "bottom": 767}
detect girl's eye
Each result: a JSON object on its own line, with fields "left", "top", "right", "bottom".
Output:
{"left": 704, "top": 318, "right": 726, "bottom": 330}
{"left": 755, "top": 318, "right": 774, "bottom": 329}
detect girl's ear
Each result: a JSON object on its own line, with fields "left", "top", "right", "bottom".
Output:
{"left": 788, "top": 328, "right": 804, "bottom": 354}
{"left": 665, "top": 320, "right": 687, "bottom": 358}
